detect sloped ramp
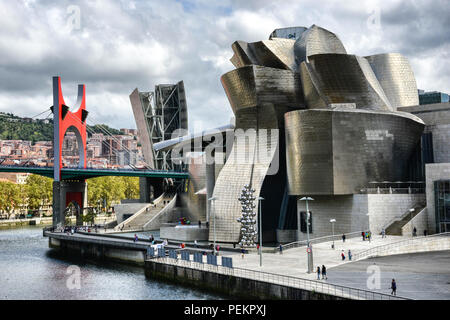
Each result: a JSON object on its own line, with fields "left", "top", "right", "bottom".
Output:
{"left": 384, "top": 203, "right": 426, "bottom": 236}
{"left": 114, "top": 193, "right": 175, "bottom": 232}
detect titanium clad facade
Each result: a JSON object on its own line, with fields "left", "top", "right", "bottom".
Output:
{"left": 294, "top": 25, "right": 347, "bottom": 64}
{"left": 301, "top": 54, "right": 393, "bottom": 111}
{"left": 213, "top": 64, "right": 304, "bottom": 243}
{"left": 184, "top": 23, "right": 430, "bottom": 243}
{"left": 211, "top": 106, "right": 280, "bottom": 243}
{"left": 221, "top": 65, "right": 304, "bottom": 115}
{"left": 285, "top": 109, "right": 425, "bottom": 195}
{"left": 230, "top": 39, "right": 297, "bottom": 71}
{"left": 365, "top": 53, "right": 419, "bottom": 109}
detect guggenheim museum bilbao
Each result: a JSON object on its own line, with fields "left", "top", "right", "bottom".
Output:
{"left": 128, "top": 25, "right": 450, "bottom": 245}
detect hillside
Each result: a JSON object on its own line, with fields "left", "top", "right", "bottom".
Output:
{"left": 0, "top": 112, "right": 122, "bottom": 143}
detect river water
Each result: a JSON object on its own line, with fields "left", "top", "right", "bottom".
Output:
{"left": 0, "top": 226, "right": 221, "bottom": 300}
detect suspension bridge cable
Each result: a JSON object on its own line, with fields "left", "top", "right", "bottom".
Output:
{"left": 67, "top": 112, "right": 151, "bottom": 168}
{"left": 30, "top": 108, "right": 52, "bottom": 119}
{"left": 65, "top": 112, "right": 150, "bottom": 169}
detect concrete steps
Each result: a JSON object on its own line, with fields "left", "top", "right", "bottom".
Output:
{"left": 385, "top": 203, "right": 426, "bottom": 235}
{"left": 116, "top": 193, "right": 175, "bottom": 232}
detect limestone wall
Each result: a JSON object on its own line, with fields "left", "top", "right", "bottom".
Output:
{"left": 292, "top": 193, "right": 425, "bottom": 242}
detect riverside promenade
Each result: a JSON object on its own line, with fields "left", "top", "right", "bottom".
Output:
{"left": 146, "top": 232, "right": 449, "bottom": 300}
{"left": 44, "top": 227, "right": 449, "bottom": 300}
{"left": 224, "top": 234, "right": 411, "bottom": 280}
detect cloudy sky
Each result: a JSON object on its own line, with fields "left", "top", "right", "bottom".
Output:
{"left": 0, "top": 0, "right": 448, "bottom": 130}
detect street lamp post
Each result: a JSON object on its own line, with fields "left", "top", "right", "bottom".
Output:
{"left": 258, "top": 197, "right": 264, "bottom": 267}
{"left": 300, "top": 196, "right": 314, "bottom": 273}
{"left": 330, "top": 219, "right": 336, "bottom": 249}
{"left": 208, "top": 196, "right": 218, "bottom": 255}
{"left": 409, "top": 208, "right": 415, "bottom": 236}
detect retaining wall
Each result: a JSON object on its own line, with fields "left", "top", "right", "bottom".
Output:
{"left": 144, "top": 260, "right": 346, "bottom": 300}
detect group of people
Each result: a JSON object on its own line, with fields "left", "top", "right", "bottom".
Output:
{"left": 362, "top": 231, "right": 372, "bottom": 241}
{"left": 340, "top": 249, "right": 352, "bottom": 261}
{"left": 316, "top": 265, "right": 327, "bottom": 280}
{"left": 64, "top": 225, "right": 99, "bottom": 234}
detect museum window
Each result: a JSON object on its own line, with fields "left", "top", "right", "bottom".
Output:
{"left": 435, "top": 180, "right": 450, "bottom": 233}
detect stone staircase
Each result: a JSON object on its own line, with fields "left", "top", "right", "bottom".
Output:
{"left": 115, "top": 193, "right": 174, "bottom": 232}
{"left": 384, "top": 203, "right": 426, "bottom": 236}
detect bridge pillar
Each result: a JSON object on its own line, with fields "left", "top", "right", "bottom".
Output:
{"left": 52, "top": 180, "right": 87, "bottom": 227}
{"left": 139, "top": 177, "right": 163, "bottom": 203}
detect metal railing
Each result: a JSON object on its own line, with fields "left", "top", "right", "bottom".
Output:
{"left": 150, "top": 256, "right": 409, "bottom": 300}
{"left": 0, "top": 164, "right": 188, "bottom": 174}
{"left": 352, "top": 232, "right": 450, "bottom": 261}
{"left": 275, "top": 231, "right": 365, "bottom": 253}
{"left": 359, "top": 187, "right": 424, "bottom": 194}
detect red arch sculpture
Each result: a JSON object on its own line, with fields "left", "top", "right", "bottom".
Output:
{"left": 52, "top": 76, "right": 88, "bottom": 181}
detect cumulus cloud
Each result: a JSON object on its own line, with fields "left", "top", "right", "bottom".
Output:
{"left": 0, "top": 0, "right": 448, "bottom": 130}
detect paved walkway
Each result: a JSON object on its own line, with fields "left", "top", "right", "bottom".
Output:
{"left": 221, "top": 235, "right": 411, "bottom": 281}
{"left": 325, "top": 250, "right": 450, "bottom": 300}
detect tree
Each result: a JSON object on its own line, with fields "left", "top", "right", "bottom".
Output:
{"left": 26, "top": 174, "right": 53, "bottom": 213}
{"left": 122, "top": 177, "right": 139, "bottom": 199}
{"left": 87, "top": 176, "right": 125, "bottom": 212}
{"left": 0, "top": 181, "right": 22, "bottom": 219}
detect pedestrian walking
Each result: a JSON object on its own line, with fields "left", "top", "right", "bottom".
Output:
{"left": 321, "top": 265, "right": 327, "bottom": 280}
{"left": 198, "top": 220, "right": 201, "bottom": 228}
{"left": 413, "top": 227, "right": 417, "bottom": 237}
{"left": 216, "top": 244, "right": 220, "bottom": 256}
{"left": 317, "top": 266, "right": 321, "bottom": 280}
{"left": 391, "top": 279, "right": 397, "bottom": 296}
{"left": 134, "top": 234, "right": 138, "bottom": 242}
{"left": 362, "top": 231, "right": 365, "bottom": 241}
{"left": 194, "top": 239, "right": 198, "bottom": 248}
{"left": 348, "top": 249, "right": 352, "bottom": 261}
{"left": 342, "top": 234, "right": 346, "bottom": 242}
{"left": 381, "top": 228, "right": 386, "bottom": 238}
{"left": 424, "top": 229, "right": 427, "bottom": 236}
{"left": 279, "top": 244, "right": 283, "bottom": 254}
{"left": 341, "top": 251, "right": 345, "bottom": 261}
{"left": 241, "top": 247, "right": 245, "bottom": 259}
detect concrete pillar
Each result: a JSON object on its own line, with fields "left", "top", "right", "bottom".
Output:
{"left": 139, "top": 177, "right": 164, "bottom": 203}
{"left": 52, "top": 180, "right": 87, "bottom": 227}
{"left": 52, "top": 181, "right": 62, "bottom": 227}
{"left": 139, "top": 177, "right": 151, "bottom": 203}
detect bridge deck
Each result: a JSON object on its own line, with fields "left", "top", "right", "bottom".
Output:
{"left": 0, "top": 165, "right": 188, "bottom": 179}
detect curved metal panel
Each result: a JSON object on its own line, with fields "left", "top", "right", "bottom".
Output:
{"left": 304, "top": 54, "right": 392, "bottom": 111}
{"left": 230, "top": 39, "right": 297, "bottom": 71}
{"left": 221, "top": 65, "right": 304, "bottom": 115}
{"left": 299, "top": 61, "right": 329, "bottom": 109}
{"left": 211, "top": 106, "right": 280, "bottom": 243}
{"left": 285, "top": 109, "right": 425, "bottom": 195}
{"left": 294, "top": 25, "right": 347, "bottom": 64}
{"left": 365, "top": 53, "right": 419, "bottom": 109}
